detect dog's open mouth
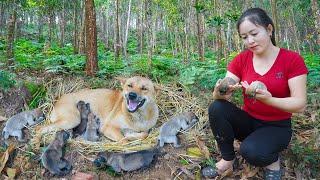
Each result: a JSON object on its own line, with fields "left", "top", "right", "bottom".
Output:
{"left": 127, "top": 98, "right": 146, "bottom": 113}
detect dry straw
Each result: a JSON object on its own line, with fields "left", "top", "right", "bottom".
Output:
{"left": 30, "top": 77, "right": 211, "bottom": 154}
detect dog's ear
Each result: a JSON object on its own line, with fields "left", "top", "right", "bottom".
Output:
{"left": 115, "top": 77, "right": 127, "bottom": 86}
{"left": 154, "top": 84, "right": 161, "bottom": 93}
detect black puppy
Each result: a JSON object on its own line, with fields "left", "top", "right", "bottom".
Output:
{"left": 41, "top": 130, "right": 72, "bottom": 176}
{"left": 72, "top": 101, "right": 91, "bottom": 137}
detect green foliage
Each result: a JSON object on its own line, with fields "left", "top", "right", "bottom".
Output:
{"left": 24, "top": 81, "right": 46, "bottom": 109}
{"left": 207, "top": 15, "right": 226, "bottom": 27}
{"left": 178, "top": 52, "right": 230, "bottom": 91}
{"left": 0, "top": 70, "right": 16, "bottom": 91}
{"left": 0, "top": 38, "right": 5, "bottom": 50}
{"left": 44, "top": 54, "right": 85, "bottom": 74}
{"left": 204, "top": 157, "right": 216, "bottom": 167}
{"left": 303, "top": 53, "right": 320, "bottom": 91}
{"left": 179, "top": 156, "right": 190, "bottom": 165}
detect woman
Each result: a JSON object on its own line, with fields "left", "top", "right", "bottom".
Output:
{"left": 204, "top": 8, "right": 308, "bottom": 179}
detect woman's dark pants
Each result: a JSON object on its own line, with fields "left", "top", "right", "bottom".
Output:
{"left": 208, "top": 99, "right": 292, "bottom": 167}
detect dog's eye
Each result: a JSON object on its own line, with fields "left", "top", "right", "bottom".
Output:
{"left": 127, "top": 84, "right": 133, "bottom": 88}
{"left": 141, "top": 86, "right": 148, "bottom": 91}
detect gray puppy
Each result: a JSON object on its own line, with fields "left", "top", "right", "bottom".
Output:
{"left": 41, "top": 130, "right": 72, "bottom": 176}
{"left": 93, "top": 148, "right": 158, "bottom": 172}
{"left": 2, "top": 108, "right": 45, "bottom": 142}
{"left": 216, "top": 77, "right": 237, "bottom": 95}
{"left": 158, "top": 112, "right": 198, "bottom": 147}
{"left": 82, "top": 112, "right": 100, "bottom": 141}
{"left": 72, "top": 101, "right": 91, "bottom": 137}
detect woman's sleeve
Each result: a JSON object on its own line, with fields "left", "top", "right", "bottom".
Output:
{"left": 227, "top": 53, "right": 243, "bottom": 79}
{"left": 287, "top": 53, "right": 308, "bottom": 79}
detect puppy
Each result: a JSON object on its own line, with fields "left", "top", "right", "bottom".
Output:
{"left": 245, "top": 81, "right": 267, "bottom": 98}
{"left": 216, "top": 77, "right": 237, "bottom": 95}
{"left": 3, "top": 108, "right": 45, "bottom": 142}
{"left": 93, "top": 148, "right": 158, "bottom": 172}
{"left": 41, "top": 130, "right": 72, "bottom": 176}
{"left": 158, "top": 112, "right": 198, "bottom": 147}
{"left": 40, "top": 76, "right": 159, "bottom": 142}
{"left": 72, "top": 101, "right": 91, "bottom": 137}
{"left": 82, "top": 112, "right": 100, "bottom": 141}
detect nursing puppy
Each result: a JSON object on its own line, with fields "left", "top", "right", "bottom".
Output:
{"left": 72, "top": 101, "right": 91, "bottom": 137}
{"left": 40, "top": 76, "right": 159, "bottom": 142}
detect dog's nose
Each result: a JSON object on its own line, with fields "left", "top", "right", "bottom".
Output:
{"left": 128, "top": 92, "right": 137, "bottom": 100}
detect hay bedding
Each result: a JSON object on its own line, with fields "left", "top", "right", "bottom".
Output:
{"left": 30, "top": 77, "right": 211, "bottom": 155}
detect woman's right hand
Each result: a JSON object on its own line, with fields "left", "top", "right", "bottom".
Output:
{"left": 212, "top": 78, "right": 241, "bottom": 100}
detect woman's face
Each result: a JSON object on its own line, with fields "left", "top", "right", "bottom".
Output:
{"left": 239, "top": 19, "right": 272, "bottom": 55}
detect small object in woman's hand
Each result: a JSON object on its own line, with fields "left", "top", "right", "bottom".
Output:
{"left": 245, "top": 81, "right": 267, "bottom": 98}
{"left": 217, "top": 77, "right": 237, "bottom": 95}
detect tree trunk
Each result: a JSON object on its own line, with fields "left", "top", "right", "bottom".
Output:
{"left": 59, "top": 0, "right": 66, "bottom": 47}
{"left": 85, "top": 0, "right": 98, "bottom": 76}
{"left": 145, "top": 0, "right": 153, "bottom": 64}
{"left": 6, "top": 4, "right": 17, "bottom": 64}
{"left": 195, "top": 0, "right": 205, "bottom": 61}
{"left": 38, "top": 15, "right": 43, "bottom": 42}
{"left": 114, "top": 0, "right": 121, "bottom": 60}
{"left": 102, "top": 12, "right": 109, "bottom": 49}
{"left": 16, "top": 17, "right": 22, "bottom": 39}
{"left": 137, "top": 2, "right": 144, "bottom": 54}
{"left": 73, "top": 2, "right": 79, "bottom": 54}
{"left": 0, "top": 2, "right": 5, "bottom": 35}
{"left": 290, "top": 8, "right": 300, "bottom": 53}
{"left": 123, "top": 0, "right": 132, "bottom": 59}
{"left": 311, "top": 0, "right": 320, "bottom": 46}
{"left": 48, "top": 11, "right": 54, "bottom": 47}
{"left": 79, "top": 1, "right": 86, "bottom": 54}
{"left": 270, "top": 0, "right": 279, "bottom": 43}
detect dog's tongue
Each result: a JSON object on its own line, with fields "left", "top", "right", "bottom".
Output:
{"left": 128, "top": 100, "right": 138, "bottom": 111}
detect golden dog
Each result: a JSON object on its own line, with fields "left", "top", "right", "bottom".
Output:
{"left": 40, "top": 76, "right": 159, "bottom": 142}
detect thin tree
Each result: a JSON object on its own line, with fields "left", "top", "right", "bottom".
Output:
{"left": 114, "top": 0, "right": 121, "bottom": 60}
{"left": 195, "top": 0, "right": 205, "bottom": 61}
{"left": 311, "top": 0, "right": 320, "bottom": 46}
{"left": 270, "top": 0, "right": 279, "bottom": 43}
{"left": 123, "top": 0, "right": 132, "bottom": 59}
{"left": 85, "top": 0, "right": 98, "bottom": 76}
{"left": 6, "top": 1, "right": 17, "bottom": 65}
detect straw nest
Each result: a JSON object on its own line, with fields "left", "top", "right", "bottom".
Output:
{"left": 29, "top": 77, "right": 212, "bottom": 155}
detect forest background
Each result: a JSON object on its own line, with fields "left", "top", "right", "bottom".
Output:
{"left": 0, "top": 0, "right": 319, "bottom": 179}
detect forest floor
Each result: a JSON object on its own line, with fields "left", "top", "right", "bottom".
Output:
{"left": 0, "top": 73, "right": 319, "bottom": 180}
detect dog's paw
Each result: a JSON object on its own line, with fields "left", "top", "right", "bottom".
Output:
{"left": 140, "top": 132, "right": 149, "bottom": 139}
{"left": 119, "top": 138, "right": 129, "bottom": 144}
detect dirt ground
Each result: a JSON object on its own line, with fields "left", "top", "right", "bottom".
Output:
{"left": 0, "top": 77, "right": 317, "bottom": 180}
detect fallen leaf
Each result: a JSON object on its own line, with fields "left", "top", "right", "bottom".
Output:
{"left": 6, "top": 168, "right": 16, "bottom": 179}
{"left": 0, "top": 144, "right": 15, "bottom": 173}
{"left": 195, "top": 137, "right": 211, "bottom": 159}
{"left": 186, "top": 147, "right": 203, "bottom": 158}
{"left": 240, "top": 164, "right": 259, "bottom": 179}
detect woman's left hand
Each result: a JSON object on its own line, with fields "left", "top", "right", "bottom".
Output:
{"left": 255, "top": 88, "right": 272, "bottom": 102}
{"left": 241, "top": 81, "right": 272, "bottom": 102}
